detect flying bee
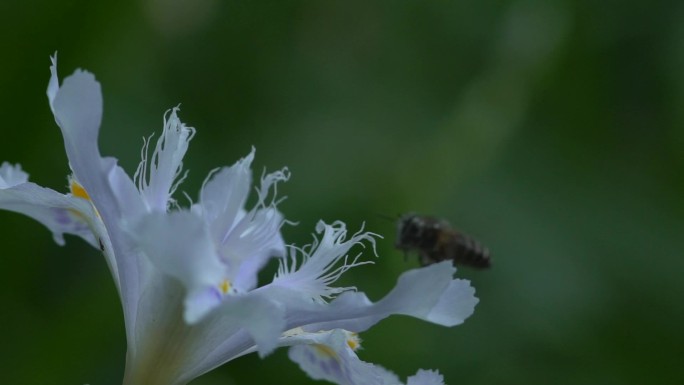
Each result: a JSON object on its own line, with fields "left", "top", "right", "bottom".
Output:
{"left": 395, "top": 213, "right": 491, "bottom": 269}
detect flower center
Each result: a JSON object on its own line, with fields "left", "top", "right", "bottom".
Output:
{"left": 311, "top": 330, "right": 362, "bottom": 359}
{"left": 219, "top": 279, "right": 232, "bottom": 295}
{"left": 346, "top": 332, "right": 360, "bottom": 351}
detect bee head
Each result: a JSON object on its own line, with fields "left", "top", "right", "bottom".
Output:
{"left": 396, "top": 213, "right": 424, "bottom": 249}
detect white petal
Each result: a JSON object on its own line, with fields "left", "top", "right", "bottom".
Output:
{"left": 270, "top": 262, "right": 478, "bottom": 334}
{"left": 199, "top": 149, "right": 254, "bottom": 241}
{"left": 216, "top": 293, "right": 286, "bottom": 358}
{"left": 48, "top": 58, "right": 147, "bottom": 344}
{"left": 273, "top": 221, "right": 377, "bottom": 302}
{"left": 198, "top": 149, "right": 287, "bottom": 292}
{"left": 407, "top": 369, "right": 445, "bottom": 385}
{"left": 127, "top": 268, "right": 183, "bottom": 360}
{"left": 0, "top": 178, "right": 98, "bottom": 247}
{"left": 287, "top": 329, "right": 401, "bottom": 385}
{"left": 0, "top": 169, "right": 125, "bottom": 299}
{"left": 224, "top": 207, "right": 286, "bottom": 292}
{"left": 131, "top": 211, "right": 227, "bottom": 323}
{"left": 52, "top": 68, "right": 103, "bottom": 179}
{"left": 123, "top": 274, "right": 189, "bottom": 385}
{"left": 169, "top": 292, "right": 287, "bottom": 384}
{"left": 136, "top": 107, "right": 195, "bottom": 211}
{"left": 48, "top": 57, "right": 145, "bottom": 220}
{"left": 373, "top": 262, "right": 478, "bottom": 327}
{"left": 422, "top": 278, "right": 478, "bottom": 327}
{"left": 47, "top": 53, "right": 59, "bottom": 112}
{"left": 184, "top": 287, "right": 222, "bottom": 324}
{"left": 0, "top": 162, "right": 29, "bottom": 188}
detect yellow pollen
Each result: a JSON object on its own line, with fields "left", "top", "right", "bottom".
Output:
{"left": 219, "top": 280, "right": 232, "bottom": 294}
{"left": 313, "top": 344, "right": 337, "bottom": 358}
{"left": 70, "top": 180, "right": 91, "bottom": 201}
{"left": 346, "top": 333, "right": 361, "bottom": 351}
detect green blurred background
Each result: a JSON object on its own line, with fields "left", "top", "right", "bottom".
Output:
{"left": 1, "top": 0, "right": 683, "bottom": 384}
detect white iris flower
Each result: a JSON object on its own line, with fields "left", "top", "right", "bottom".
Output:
{"left": 0, "top": 56, "right": 479, "bottom": 385}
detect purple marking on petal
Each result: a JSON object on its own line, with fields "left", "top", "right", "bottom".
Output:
{"left": 305, "top": 348, "right": 316, "bottom": 363}
{"left": 53, "top": 208, "right": 73, "bottom": 225}
{"left": 72, "top": 220, "right": 90, "bottom": 233}
{"left": 209, "top": 286, "right": 223, "bottom": 301}
{"left": 326, "top": 358, "right": 345, "bottom": 379}
{"left": 341, "top": 363, "right": 352, "bottom": 380}
{"left": 330, "top": 360, "right": 344, "bottom": 378}
{"left": 53, "top": 207, "right": 92, "bottom": 235}
{"left": 321, "top": 360, "right": 332, "bottom": 375}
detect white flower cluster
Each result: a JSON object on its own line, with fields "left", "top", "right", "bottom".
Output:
{"left": 0, "top": 55, "right": 479, "bottom": 385}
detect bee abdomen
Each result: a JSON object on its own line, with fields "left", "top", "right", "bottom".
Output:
{"left": 452, "top": 233, "right": 491, "bottom": 269}
{"left": 395, "top": 213, "right": 492, "bottom": 269}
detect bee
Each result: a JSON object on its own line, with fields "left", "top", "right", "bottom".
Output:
{"left": 395, "top": 213, "right": 491, "bottom": 269}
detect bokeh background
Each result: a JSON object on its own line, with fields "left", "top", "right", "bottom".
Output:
{"left": 1, "top": 1, "right": 683, "bottom": 384}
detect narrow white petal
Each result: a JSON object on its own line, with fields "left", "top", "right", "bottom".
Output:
{"left": 273, "top": 221, "right": 377, "bottom": 302}
{"left": 47, "top": 53, "right": 59, "bottom": 112}
{"left": 136, "top": 107, "right": 195, "bottom": 211}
